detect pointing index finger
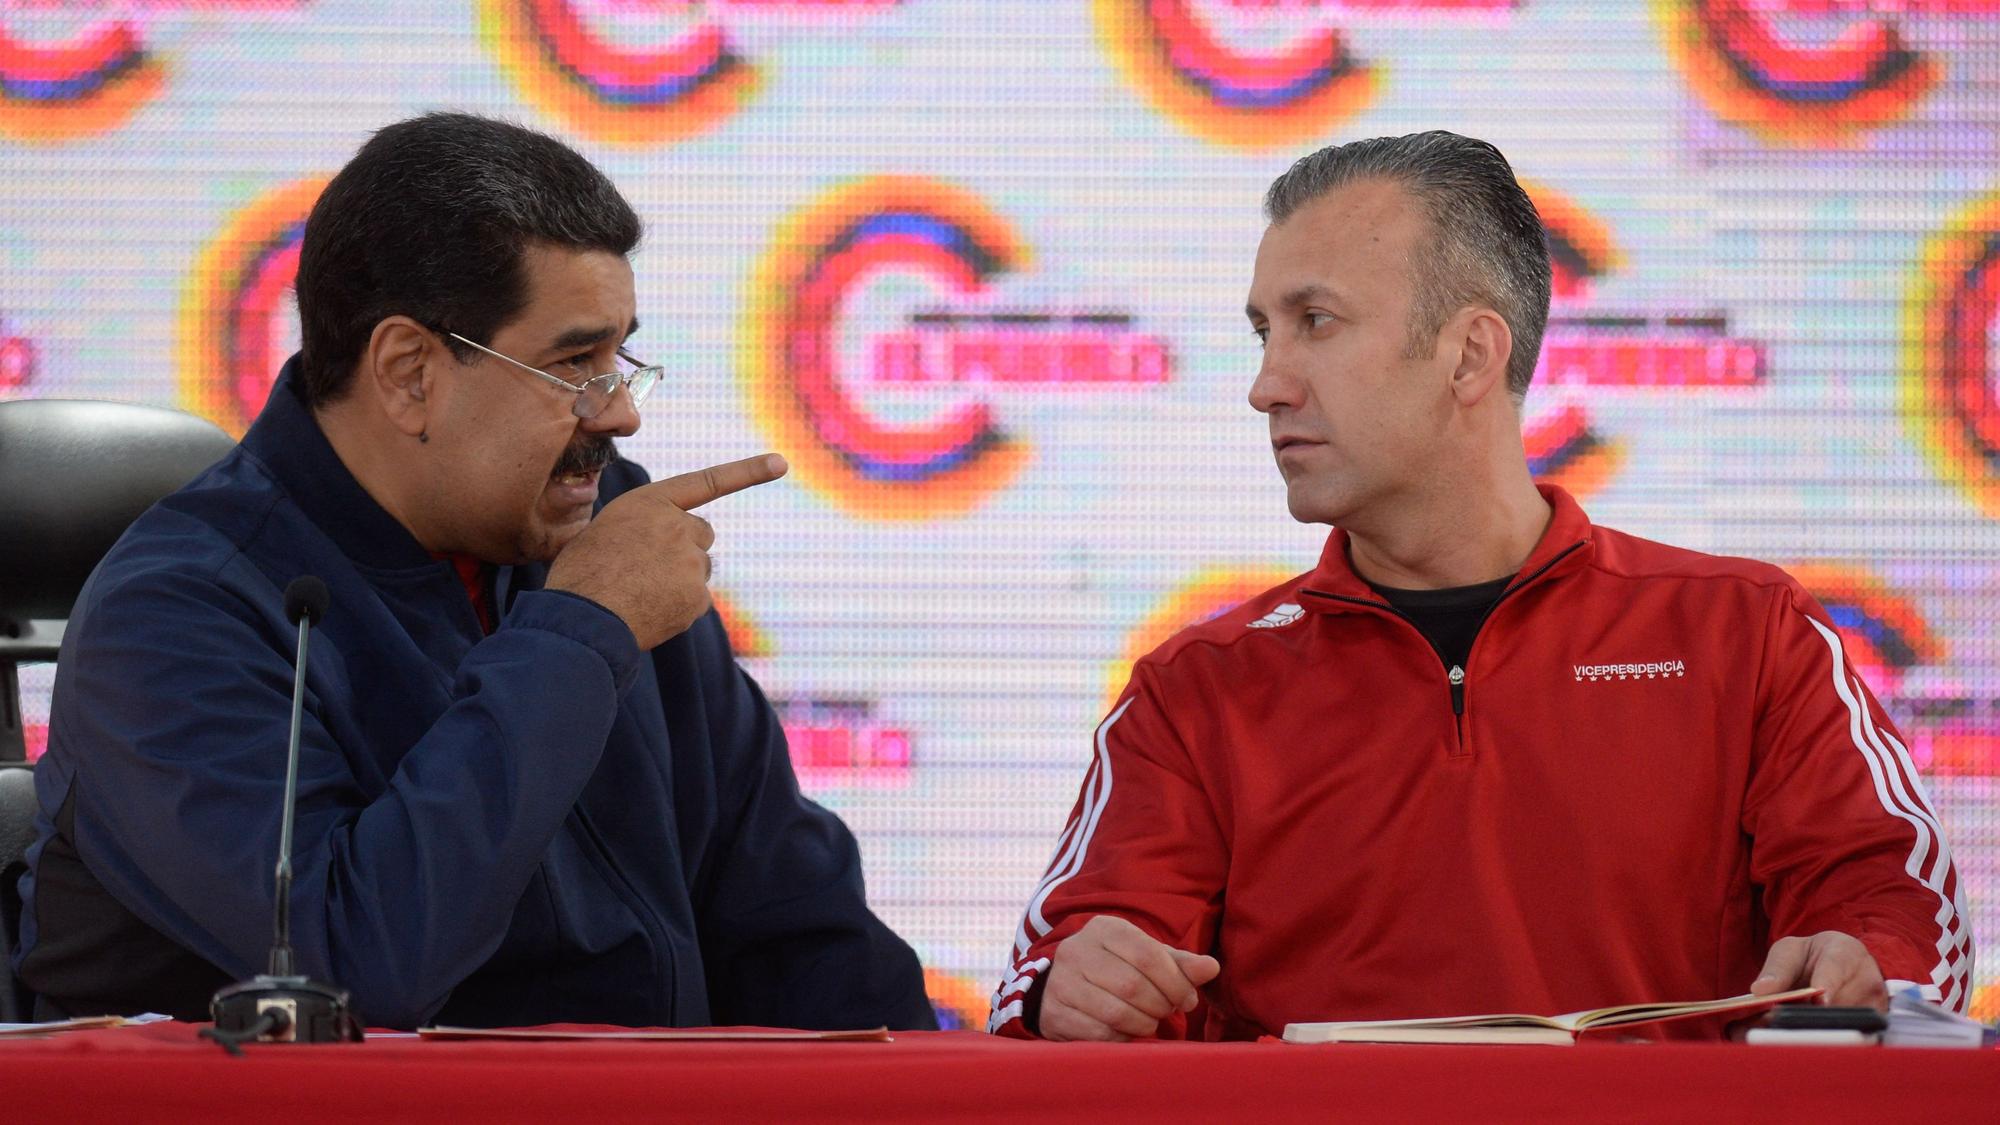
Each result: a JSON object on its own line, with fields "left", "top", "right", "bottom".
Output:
{"left": 656, "top": 454, "right": 788, "bottom": 510}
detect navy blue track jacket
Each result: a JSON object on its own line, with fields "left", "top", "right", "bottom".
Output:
{"left": 14, "top": 361, "right": 934, "bottom": 1030}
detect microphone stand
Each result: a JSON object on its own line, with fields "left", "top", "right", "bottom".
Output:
{"left": 202, "top": 576, "right": 362, "bottom": 1053}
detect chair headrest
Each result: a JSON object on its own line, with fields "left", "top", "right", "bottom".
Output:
{"left": 0, "top": 399, "right": 236, "bottom": 626}
{"left": 0, "top": 765, "right": 36, "bottom": 873}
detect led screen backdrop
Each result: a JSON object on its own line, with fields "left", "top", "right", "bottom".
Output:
{"left": 3, "top": 0, "right": 1998, "bottom": 1025}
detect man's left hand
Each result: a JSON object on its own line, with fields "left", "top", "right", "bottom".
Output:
{"left": 1751, "top": 931, "right": 1888, "bottom": 1010}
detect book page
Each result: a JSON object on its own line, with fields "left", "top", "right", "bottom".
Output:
{"left": 1291, "top": 1024, "right": 1578, "bottom": 1046}
{"left": 1567, "top": 988, "right": 1819, "bottom": 1030}
{"left": 1284, "top": 988, "right": 1822, "bottom": 1042}
{"left": 1284, "top": 1012, "right": 1566, "bottom": 1040}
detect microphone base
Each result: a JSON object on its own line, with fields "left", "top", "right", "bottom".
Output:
{"left": 211, "top": 975, "right": 363, "bottom": 1044}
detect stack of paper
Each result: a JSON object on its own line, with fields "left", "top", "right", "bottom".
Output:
{"left": 1883, "top": 990, "right": 1993, "bottom": 1049}
{"left": 417, "top": 1026, "right": 891, "bottom": 1042}
{"left": 0, "top": 1013, "right": 167, "bottom": 1038}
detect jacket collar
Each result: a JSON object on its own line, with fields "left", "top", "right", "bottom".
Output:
{"left": 1302, "top": 483, "right": 1595, "bottom": 611}
{"left": 239, "top": 355, "right": 442, "bottom": 572}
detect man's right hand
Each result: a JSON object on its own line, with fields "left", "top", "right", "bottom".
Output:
{"left": 546, "top": 454, "right": 787, "bottom": 650}
{"left": 1038, "top": 915, "right": 1221, "bottom": 1042}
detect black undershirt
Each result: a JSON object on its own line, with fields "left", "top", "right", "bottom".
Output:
{"left": 1365, "top": 575, "right": 1512, "bottom": 671}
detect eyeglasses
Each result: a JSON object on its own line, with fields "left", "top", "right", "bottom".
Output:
{"left": 446, "top": 331, "right": 661, "bottom": 420}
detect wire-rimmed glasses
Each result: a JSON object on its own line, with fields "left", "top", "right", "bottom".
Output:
{"left": 446, "top": 331, "right": 660, "bottom": 420}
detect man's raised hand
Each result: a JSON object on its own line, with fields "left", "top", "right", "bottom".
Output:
{"left": 1038, "top": 915, "right": 1221, "bottom": 1042}
{"left": 547, "top": 454, "right": 787, "bottom": 649}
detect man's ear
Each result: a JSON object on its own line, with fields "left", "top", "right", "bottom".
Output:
{"left": 1449, "top": 307, "right": 1513, "bottom": 409}
{"left": 359, "top": 316, "right": 436, "bottom": 439}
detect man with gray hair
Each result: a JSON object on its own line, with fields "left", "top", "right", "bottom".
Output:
{"left": 990, "top": 131, "right": 1970, "bottom": 1041}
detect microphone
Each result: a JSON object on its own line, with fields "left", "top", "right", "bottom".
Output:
{"left": 270, "top": 576, "right": 327, "bottom": 978}
{"left": 284, "top": 575, "right": 328, "bottom": 629}
{"left": 203, "top": 576, "right": 362, "bottom": 1053}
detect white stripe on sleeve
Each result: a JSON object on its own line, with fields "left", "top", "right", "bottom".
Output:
{"left": 1805, "top": 616, "right": 1971, "bottom": 1010}
{"left": 1024, "top": 698, "right": 1131, "bottom": 942}
{"left": 991, "top": 700, "right": 1136, "bottom": 1028}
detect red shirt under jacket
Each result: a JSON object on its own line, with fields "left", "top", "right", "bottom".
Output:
{"left": 435, "top": 552, "right": 494, "bottom": 635}
{"left": 990, "top": 485, "right": 1972, "bottom": 1039}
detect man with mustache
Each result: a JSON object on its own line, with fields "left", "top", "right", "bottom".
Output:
{"left": 15, "top": 113, "right": 935, "bottom": 1031}
{"left": 990, "top": 131, "right": 1971, "bottom": 1041}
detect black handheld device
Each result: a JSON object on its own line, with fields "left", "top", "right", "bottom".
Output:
{"left": 1765, "top": 1004, "right": 1888, "bottom": 1033}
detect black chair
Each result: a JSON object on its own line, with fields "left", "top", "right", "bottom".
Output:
{"left": 0, "top": 399, "right": 233, "bottom": 1020}
{"left": 0, "top": 398, "right": 236, "bottom": 762}
{"left": 1, "top": 762, "right": 35, "bottom": 1021}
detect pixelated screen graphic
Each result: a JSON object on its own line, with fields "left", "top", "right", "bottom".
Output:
{"left": 3, "top": 0, "right": 1997, "bottom": 1026}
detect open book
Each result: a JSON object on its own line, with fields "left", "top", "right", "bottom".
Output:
{"left": 1282, "top": 988, "right": 1820, "bottom": 1045}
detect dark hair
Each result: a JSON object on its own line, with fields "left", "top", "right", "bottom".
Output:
{"left": 293, "top": 112, "right": 642, "bottom": 407}
{"left": 1263, "top": 131, "right": 1552, "bottom": 399}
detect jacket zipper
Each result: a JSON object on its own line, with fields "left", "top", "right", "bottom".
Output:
{"left": 1302, "top": 540, "right": 1588, "bottom": 749}
{"left": 1448, "top": 541, "right": 1586, "bottom": 715}
{"left": 571, "top": 806, "right": 681, "bottom": 1022}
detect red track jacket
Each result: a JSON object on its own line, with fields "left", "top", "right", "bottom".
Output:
{"left": 991, "top": 486, "right": 1972, "bottom": 1038}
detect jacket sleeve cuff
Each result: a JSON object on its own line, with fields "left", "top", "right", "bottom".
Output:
{"left": 503, "top": 588, "right": 643, "bottom": 696}
{"left": 1856, "top": 931, "right": 1948, "bottom": 1003}
{"left": 986, "top": 955, "right": 1051, "bottom": 1038}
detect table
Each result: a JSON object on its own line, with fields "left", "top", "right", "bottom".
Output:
{"left": 3, "top": 1022, "right": 1994, "bottom": 1122}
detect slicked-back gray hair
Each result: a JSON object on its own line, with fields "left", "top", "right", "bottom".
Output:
{"left": 1263, "top": 131, "right": 1551, "bottom": 399}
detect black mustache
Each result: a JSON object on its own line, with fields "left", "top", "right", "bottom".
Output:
{"left": 551, "top": 437, "right": 618, "bottom": 478}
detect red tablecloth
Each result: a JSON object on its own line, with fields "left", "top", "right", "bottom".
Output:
{"left": 2, "top": 1022, "right": 1993, "bottom": 1123}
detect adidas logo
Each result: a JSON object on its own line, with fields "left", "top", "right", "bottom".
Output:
{"left": 1248, "top": 603, "right": 1305, "bottom": 629}
{"left": 1573, "top": 659, "right": 1686, "bottom": 682}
